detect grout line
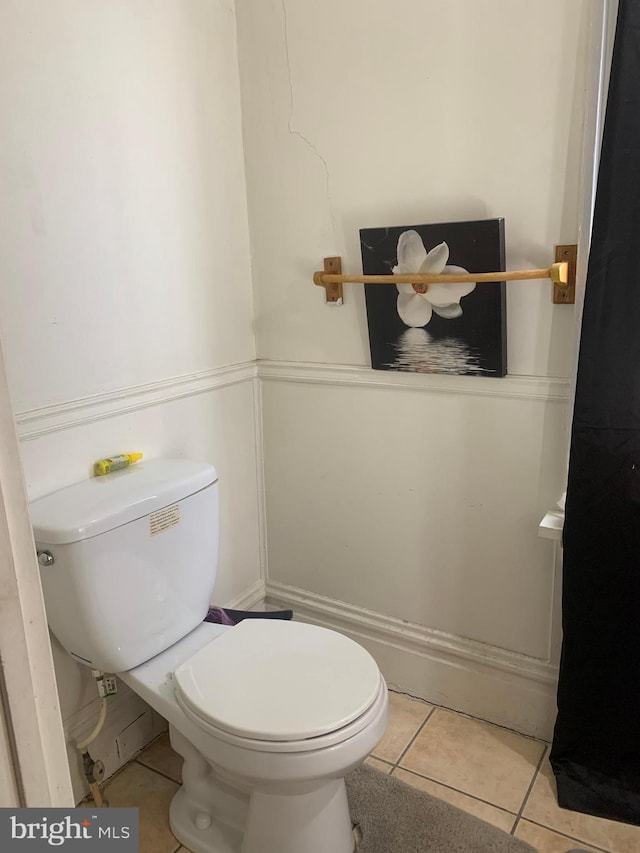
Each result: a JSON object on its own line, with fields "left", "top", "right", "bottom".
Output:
{"left": 368, "top": 757, "right": 394, "bottom": 769}
{"left": 519, "top": 818, "right": 613, "bottom": 853}
{"left": 510, "top": 744, "right": 548, "bottom": 835}
{"left": 389, "top": 688, "right": 549, "bottom": 746}
{"left": 134, "top": 757, "right": 181, "bottom": 787}
{"left": 390, "top": 765, "right": 518, "bottom": 819}
{"left": 391, "top": 705, "right": 437, "bottom": 768}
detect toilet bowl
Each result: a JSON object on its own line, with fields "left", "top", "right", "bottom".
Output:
{"left": 120, "top": 619, "right": 388, "bottom": 853}
{"left": 29, "top": 460, "right": 388, "bottom": 853}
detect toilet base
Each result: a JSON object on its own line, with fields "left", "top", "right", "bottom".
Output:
{"left": 170, "top": 774, "right": 355, "bottom": 853}
{"left": 170, "top": 787, "right": 242, "bottom": 853}
{"left": 169, "top": 726, "right": 356, "bottom": 853}
{"left": 242, "top": 778, "right": 353, "bottom": 853}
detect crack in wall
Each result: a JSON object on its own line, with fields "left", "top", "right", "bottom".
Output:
{"left": 281, "top": 0, "right": 337, "bottom": 246}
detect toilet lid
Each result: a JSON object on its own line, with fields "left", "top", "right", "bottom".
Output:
{"left": 173, "top": 619, "right": 381, "bottom": 741}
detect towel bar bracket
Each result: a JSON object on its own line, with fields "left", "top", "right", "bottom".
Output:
{"left": 553, "top": 244, "right": 577, "bottom": 304}
{"left": 323, "top": 257, "right": 343, "bottom": 304}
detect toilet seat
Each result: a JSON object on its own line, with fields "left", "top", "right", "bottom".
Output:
{"left": 173, "top": 619, "right": 382, "bottom": 744}
{"left": 175, "top": 676, "right": 388, "bottom": 754}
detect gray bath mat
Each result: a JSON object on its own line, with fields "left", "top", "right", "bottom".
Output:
{"left": 345, "top": 764, "right": 536, "bottom": 853}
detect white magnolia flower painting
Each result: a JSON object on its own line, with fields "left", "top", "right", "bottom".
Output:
{"left": 360, "top": 219, "right": 507, "bottom": 376}
{"left": 393, "top": 230, "right": 476, "bottom": 327}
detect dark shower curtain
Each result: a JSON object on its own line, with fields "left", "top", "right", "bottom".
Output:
{"left": 550, "top": 0, "right": 640, "bottom": 825}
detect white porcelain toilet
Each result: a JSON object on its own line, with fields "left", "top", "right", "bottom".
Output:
{"left": 30, "top": 459, "right": 388, "bottom": 853}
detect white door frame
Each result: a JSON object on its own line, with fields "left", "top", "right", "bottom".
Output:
{"left": 0, "top": 336, "right": 72, "bottom": 806}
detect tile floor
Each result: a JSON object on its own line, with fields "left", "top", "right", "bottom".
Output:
{"left": 97, "top": 691, "right": 640, "bottom": 853}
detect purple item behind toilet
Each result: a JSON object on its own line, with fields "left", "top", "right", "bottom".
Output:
{"left": 204, "top": 606, "right": 293, "bottom": 626}
{"left": 204, "top": 606, "right": 236, "bottom": 626}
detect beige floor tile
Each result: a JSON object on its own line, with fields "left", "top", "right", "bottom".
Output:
{"left": 400, "top": 708, "right": 545, "bottom": 812}
{"left": 102, "top": 762, "right": 180, "bottom": 853}
{"left": 371, "top": 691, "right": 432, "bottom": 763}
{"left": 365, "top": 756, "right": 393, "bottom": 774}
{"left": 393, "top": 767, "right": 517, "bottom": 834}
{"left": 515, "top": 819, "right": 603, "bottom": 852}
{"left": 523, "top": 759, "right": 640, "bottom": 853}
{"left": 137, "top": 733, "right": 183, "bottom": 783}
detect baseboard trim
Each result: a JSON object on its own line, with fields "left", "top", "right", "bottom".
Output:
{"left": 265, "top": 580, "right": 558, "bottom": 739}
{"left": 16, "top": 362, "right": 257, "bottom": 440}
{"left": 223, "top": 580, "right": 266, "bottom": 612}
{"left": 257, "top": 360, "right": 570, "bottom": 403}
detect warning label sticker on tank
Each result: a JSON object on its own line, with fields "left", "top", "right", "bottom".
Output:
{"left": 150, "top": 504, "right": 180, "bottom": 536}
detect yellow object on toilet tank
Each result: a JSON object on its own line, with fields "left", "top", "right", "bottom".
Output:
{"left": 93, "top": 453, "right": 143, "bottom": 477}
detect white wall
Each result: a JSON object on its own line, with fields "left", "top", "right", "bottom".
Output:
{"left": 0, "top": 0, "right": 254, "bottom": 411}
{"left": 0, "top": 0, "right": 262, "bottom": 800}
{"left": 237, "top": 0, "right": 592, "bottom": 736}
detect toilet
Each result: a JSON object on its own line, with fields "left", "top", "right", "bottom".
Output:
{"left": 30, "top": 459, "right": 388, "bottom": 853}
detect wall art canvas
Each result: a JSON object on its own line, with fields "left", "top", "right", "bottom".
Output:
{"left": 360, "top": 219, "right": 507, "bottom": 376}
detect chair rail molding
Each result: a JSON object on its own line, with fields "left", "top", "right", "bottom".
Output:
{"left": 15, "top": 362, "right": 258, "bottom": 440}
{"left": 257, "top": 360, "right": 570, "bottom": 403}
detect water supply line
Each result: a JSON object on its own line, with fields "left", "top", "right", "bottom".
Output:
{"left": 75, "top": 669, "right": 110, "bottom": 807}
{"left": 76, "top": 695, "right": 108, "bottom": 751}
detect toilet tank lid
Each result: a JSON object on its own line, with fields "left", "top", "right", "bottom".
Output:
{"left": 30, "top": 459, "right": 217, "bottom": 545}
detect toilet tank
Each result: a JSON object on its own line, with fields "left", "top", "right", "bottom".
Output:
{"left": 30, "top": 459, "right": 219, "bottom": 673}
